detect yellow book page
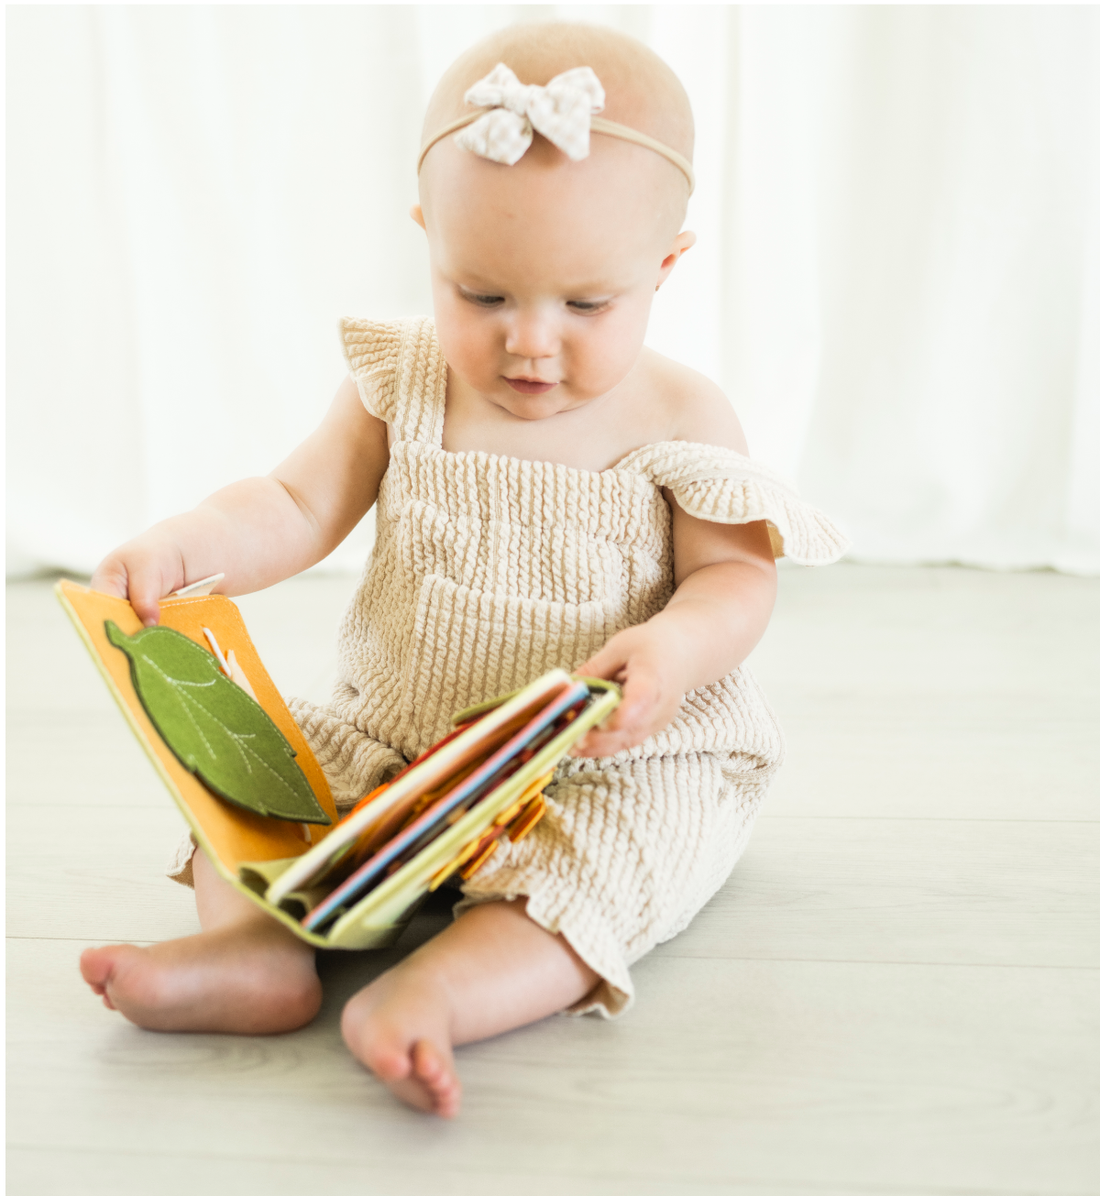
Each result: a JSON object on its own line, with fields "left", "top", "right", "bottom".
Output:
{"left": 56, "top": 579, "right": 337, "bottom": 874}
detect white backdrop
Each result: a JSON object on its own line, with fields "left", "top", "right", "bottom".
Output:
{"left": 7, "top": 5, "right": 1099, "bottom": 576}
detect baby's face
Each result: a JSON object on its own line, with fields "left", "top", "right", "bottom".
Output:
{"left": 417, "top": 138, "right": 691, "bottom": 422}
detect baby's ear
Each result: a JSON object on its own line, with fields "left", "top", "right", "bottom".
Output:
{"left": 658, "top": 230, "right": 697, "bottom": 281}
{"left": 410, "top": 204, "right": 426, "bottom": 230}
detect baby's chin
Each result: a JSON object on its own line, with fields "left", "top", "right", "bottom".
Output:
{"left": 489, "top": 384, "right": 595, "bottom": 421}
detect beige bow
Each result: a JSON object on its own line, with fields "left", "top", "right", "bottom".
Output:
{"left": 456, "top": 64, "right": 606, "bottom": 165}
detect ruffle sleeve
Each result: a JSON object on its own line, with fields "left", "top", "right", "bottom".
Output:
{"left": 619, "top": 442, "right": 849, "bottom": 566}
{"left": 339, "top": 317, "right": 403, "bottom": 423}
{"left": 339, "top": 316, "right": 446, "bottom": 443}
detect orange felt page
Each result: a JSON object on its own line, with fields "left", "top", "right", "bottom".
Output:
{"left": 56, "top": 580, "right": 338, "bottom": 874}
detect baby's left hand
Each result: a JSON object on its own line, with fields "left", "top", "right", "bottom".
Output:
{"left": 570, "top": 624, "right": 690, "bottom": 757}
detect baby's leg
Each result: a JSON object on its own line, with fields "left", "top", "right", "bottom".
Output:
{"left": 340, "top": 899, "right": 597, "bottom": 1118}
{"left": 79, "top": 848, "right": 321, "bottom": 1034}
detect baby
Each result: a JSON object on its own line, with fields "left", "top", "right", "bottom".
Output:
{"left": 79, "top": 23, "right": 844, "bottom": 1118}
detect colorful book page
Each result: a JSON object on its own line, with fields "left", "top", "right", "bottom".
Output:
{"left": 304, "top": 680, "right": 589, "bottom": 930}
{"left": 265, "top": 668, "right": 575, "bottom": 906}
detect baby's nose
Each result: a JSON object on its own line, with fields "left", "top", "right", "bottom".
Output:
{"left": 504, "top": 311, "right": 560, "bottom": 359}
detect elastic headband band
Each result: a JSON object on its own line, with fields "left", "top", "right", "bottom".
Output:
{"left": 418, "top": 111, "right": 696, "bottom": 195}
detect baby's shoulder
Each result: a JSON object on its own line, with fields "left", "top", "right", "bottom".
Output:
{"left": 639, "top": 349, "right": 749, "bottom": 456}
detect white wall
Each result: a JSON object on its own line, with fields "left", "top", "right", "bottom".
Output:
{"left": 7, "top": 5, "right": 1099, "bottom": 577}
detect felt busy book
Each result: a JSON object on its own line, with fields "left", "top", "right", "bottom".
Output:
{"left": 56, "top": 579, "right": 620, "bottom": 950}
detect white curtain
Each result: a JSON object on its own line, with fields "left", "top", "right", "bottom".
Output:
{"left": 7, "top": 5, "right": 1099, "bottom": 577}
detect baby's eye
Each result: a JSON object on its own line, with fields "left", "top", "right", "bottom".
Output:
{"left": 461, "top": 290, "right": 505, "bottom": 308}
{"left": 567, "top": 299, "right": 611, "bottom": 314}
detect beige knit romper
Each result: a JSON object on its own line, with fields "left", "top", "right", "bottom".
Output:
{"left": 172, "top": 315, "right": 847, "bottom": 1016}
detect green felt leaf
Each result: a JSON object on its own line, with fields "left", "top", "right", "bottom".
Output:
{"left": 106, "top": 621, "right": 330, "bottom": 824}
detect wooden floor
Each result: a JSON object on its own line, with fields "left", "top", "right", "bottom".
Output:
{"left": 7, "top": 564, "right": 1099, "bottom": 1195}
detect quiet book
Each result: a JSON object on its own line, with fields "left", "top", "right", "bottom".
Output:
{"left": 57, "top": 578, "right": 621, "bottom": 949}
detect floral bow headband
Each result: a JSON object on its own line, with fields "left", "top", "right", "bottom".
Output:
{"left": 418, "top": 63, "right": 695, "bottom": 194}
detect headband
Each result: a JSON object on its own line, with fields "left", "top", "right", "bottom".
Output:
{"left": 417, "top": 63, "right": 695, "bottom": 196}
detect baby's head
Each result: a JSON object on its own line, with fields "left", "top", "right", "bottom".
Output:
{"left": 415, "top": 23, "right": 695, "bottom": 421}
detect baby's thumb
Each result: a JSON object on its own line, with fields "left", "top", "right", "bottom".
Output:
{"left": 574, "top": 641, "right": 627, "bottom": 683}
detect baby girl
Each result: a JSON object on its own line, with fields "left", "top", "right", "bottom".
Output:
{"left": 80, "top": 22, "right": 845, "bottom": 1118}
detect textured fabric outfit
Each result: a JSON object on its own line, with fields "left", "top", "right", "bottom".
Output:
{"left": 171, "top": 316, "right": 846, "bottom": 1017}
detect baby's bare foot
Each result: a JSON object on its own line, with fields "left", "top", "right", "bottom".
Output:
{"left": 340, "top": 971, "right": 460, "bottom": 1117}
{"left": 80, "top": 921, "right": 321, "bottom": 1034}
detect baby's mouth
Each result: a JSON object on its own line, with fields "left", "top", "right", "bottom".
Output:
{"left": 504, "top": 377, "right": 558, "bottom": 395}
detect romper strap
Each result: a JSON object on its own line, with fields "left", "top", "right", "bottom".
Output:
{"left": 617, "top": 441, "right": 849, "bottom": 566}
{"left": 339, "top": 316, "right": 446, "bottom": 446}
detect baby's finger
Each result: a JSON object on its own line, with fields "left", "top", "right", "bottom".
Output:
{"left": 571, "top": 722, "right": 643, "bottom": 758}
{"left": 89, "top": 557, "right": 130, "bottom": 601}
{"left": 97, "top": 560, "right": 166, "bottom": 627}
{"left": 570, "top": 728, "right": 617, "bottom": 757}
{"left": 128, "top": 585, "right": 163, "bottom": 627}
{"left": 570, "top": 699, "right": 654, "bottom": 758}
{"left": 614, "top": 665, "right": 663, "bottom": 728}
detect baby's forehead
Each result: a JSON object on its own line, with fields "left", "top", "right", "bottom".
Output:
{"left": 421, "top": 134, "right": 683, "bottom": 254}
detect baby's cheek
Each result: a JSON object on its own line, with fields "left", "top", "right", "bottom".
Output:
{"left": 446, "top": 340, "right": 487, "bottom": 386}
{"left": 574, "top": 324, "right": 645, "bottom": 396}
{"left": 435, "top": 309, "right": 495, "bottom": 386}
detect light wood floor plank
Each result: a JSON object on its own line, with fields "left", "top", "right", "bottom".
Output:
{"left": 747, "top": 566, "right": 1099, "bottom": 822}
{"left": 676, "top": 817, "right": 1100, "bottom": 967}
{"left": 9, "top": 806, "right": 1099, "bottom": 968}
{"left": 760, "top": 692, "right": 1100, "bottom": 821}
{"left": 5, "top": 1148, "right": 1069, "bottom": 1196}
{"left": 6, "top": 709, "right": 179, "bottom": 810}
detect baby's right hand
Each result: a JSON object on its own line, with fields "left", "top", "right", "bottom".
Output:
{"left": 90, "top": 533, "right": 187, "bottom": 627}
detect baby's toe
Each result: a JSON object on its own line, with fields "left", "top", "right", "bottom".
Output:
{"left": 412, "top": 1039, "right": 443, "bottom": 1080}
{"left": 412, "top": 1040, "right": 461, "bottom": 1116}
{"left": 79, "top": 946, "right": 112, "bottom": 987}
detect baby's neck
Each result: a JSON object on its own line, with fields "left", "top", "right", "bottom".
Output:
{"left": 439, "top": 349, "right": 674, "bottom": 473}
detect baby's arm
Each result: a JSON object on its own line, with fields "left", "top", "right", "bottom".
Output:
{"left": 91, "top": 377, "right": 388, "bottom": 624}
{"left": 572, "top": 510, "right": 776, "bottom": 756}
{"left": 573, "top": 372, "right": 777, "bottom": 757}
